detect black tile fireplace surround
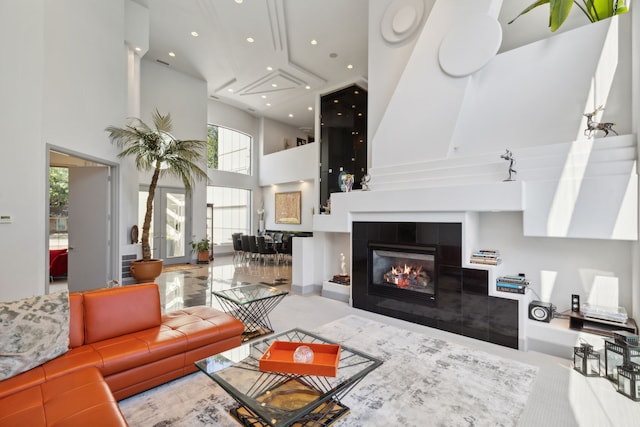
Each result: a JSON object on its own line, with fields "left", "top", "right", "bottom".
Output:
{"left": 352, "top": 221, "right": 518, "bottom": 349}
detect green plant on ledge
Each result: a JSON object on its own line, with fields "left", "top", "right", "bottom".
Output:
{"left": 509, "top": 0, "right": 628, "bottom": 32}
{"left": 190, "top": 238, "right": 211, "bottom": 254}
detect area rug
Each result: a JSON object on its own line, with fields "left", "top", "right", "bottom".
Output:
{"left": 119, "top": 315, "right": 538, "bottom": 427}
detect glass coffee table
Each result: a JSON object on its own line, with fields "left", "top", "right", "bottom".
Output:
{"left": 213, "top": 284, "right": 288, "bottom": 342}
{"left": 195, "top": 329, "right": 383, "bottom": 427}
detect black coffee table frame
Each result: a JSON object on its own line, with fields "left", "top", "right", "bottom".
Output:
{"left": 195, "top": 328, "right": 383, "bottom": 427}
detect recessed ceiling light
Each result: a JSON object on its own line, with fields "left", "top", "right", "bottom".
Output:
{"left": 354, "top": 90, "right": 360, "bottom": 95}
{"left": 337, "top": 112, "right": 343, "bottom": 116}
{"left": 333, "top": 99, "right": 339, "bottom": 103}
{"left": 266, "top": 103, "right": 271, "bottom": 106}
{"left": 261, "top": 95, "right": 267, "bottom": 99}
{"left": 271, "top": 83, "right": 278, "bottom": 88}
{"left": 310, "top": 39, "right": 318, "bottom": 45}
{"left": 305, "top": 85, "right": 311, "bottom": 90}
{"left": 134, "top": 47, "right": 141, "bottom": 52}
{"left": 358, "top": 112, "right": 363, "bottom": 117}
{"left": 246, "top": 37, "right": 255, "bottom": 43}
{"left": 266, "top": 66, "right": 273, "bottom": 71}
{"left": 168, "top": 52, "right": 176, "bottom": 57}
{"left": 235, "top": 0, "right": 243, "bottom": 4}
{"left": 347, "top": 64, "right": 353, "bottom": 69}
{"left": 308, "top": 107, "right": 313, "bottom": 111}
{"left": 288, "top": 114, "right": 294, "bottom": 118}
{"left": 191, "top": 31, "right": 199, "bottom": 37}
{"left": 228, "top": 88, "right": 234, "bottom": 92}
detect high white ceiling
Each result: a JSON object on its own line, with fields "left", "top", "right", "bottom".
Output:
{"left": 145, "top": 0, "right": 368, "bottom": 132}
{"left": 143, "top": 0, "right": 590, "bottom": 132}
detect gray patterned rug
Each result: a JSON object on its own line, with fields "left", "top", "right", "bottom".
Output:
{"left": 119, "top": 315, "right": 538, "bottom": 426}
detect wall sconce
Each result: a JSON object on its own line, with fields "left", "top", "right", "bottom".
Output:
{"left": 573, "top": 343, "right": 600, "bottom": 376}
{"left": 617, "top": 363, "right": 640, "bottom": 401}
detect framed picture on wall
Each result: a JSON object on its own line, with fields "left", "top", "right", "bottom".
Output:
{"left": 275, "top": 191, "right": 301, "bottom": 224}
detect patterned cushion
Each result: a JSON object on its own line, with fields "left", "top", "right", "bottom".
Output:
{"left": 0, "top": 291, "right": 70, "bottom": 381}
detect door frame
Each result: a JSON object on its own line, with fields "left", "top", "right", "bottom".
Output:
{"left": 46, "top": 145, "right": 119, "bottom": 292}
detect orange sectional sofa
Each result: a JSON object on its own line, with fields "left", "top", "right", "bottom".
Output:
{"left": 0, "top": 283, "right": 245, "bottom": 426}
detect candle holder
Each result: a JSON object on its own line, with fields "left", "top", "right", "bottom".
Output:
{"left": 573, "top": 343, "right": 600, "bottom": 376}
{"left": 617, "top": 363, "right": 640, "bottom": 401}
{"left": 604, "top": 337, "right": 640, "bottom": 381}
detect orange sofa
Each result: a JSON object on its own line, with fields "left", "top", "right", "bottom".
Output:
{"left": 0, "top": 283, "right": 245, "bottom": 426}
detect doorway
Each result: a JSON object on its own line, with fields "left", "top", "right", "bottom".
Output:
{"left": 139, "top": 187, "right": 190, "bottom": 265}
{"left": 48, "top": 149, "right": 117, "bottom": 293}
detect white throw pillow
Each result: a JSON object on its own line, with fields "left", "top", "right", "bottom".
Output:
{"left": 0, "top": 291, "right": 70, "bottom": 381}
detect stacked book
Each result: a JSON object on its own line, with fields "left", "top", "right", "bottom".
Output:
{"left": 496, "top": 275, "right": 529, "bottom": 294}
{"left": 470, "top": 249, "right": 502, "bottom": 265}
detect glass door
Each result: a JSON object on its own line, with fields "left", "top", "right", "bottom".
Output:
{"left": 139, "top": 187, "right": 189, "bottom": 265}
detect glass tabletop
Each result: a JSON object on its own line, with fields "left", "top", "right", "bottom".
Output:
{"left": 195, "top": 328, "right": 383, "bottom": 427}
{"left": 212, "top": 283, "right": 288, "bottom": 305}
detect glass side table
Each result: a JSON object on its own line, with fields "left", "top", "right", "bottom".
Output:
{"left": 213, "top": 283, "right": 288, "bottom": 342}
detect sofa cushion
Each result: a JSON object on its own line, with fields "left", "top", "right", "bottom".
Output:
{"left": 162, "top": 306, "right": 245, "bottom": 350}
{"left": 68, "top": 293, "right": 84, "bottom": 348}
{"left": 0, "top": 291, "right": 70, "bottom": 381}
{"left": 0, "top": 367, "right": 128, "bottom": 427}
{"left": 88, "top": 327, "right": 187, "bottom": 376}
{"left": 83, "top": 284, "right": 161, "bottom": 344}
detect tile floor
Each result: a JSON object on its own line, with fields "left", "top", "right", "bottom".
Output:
{"left": 155, "top": 255, "right": 292, "bottom": 313}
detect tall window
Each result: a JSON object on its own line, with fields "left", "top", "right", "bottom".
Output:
{"left": 208, "top": 187, "right": 250, "bottom": 246}
{"left": 208, "top": 124, "right": 251, "bottom": 175}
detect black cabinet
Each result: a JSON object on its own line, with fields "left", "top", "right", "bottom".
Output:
{"left": 319, "top": 85, "right": 367, "bottom": 209}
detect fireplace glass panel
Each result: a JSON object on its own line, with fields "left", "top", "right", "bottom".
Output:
{"left": 370, "top": 246, "right": 436, "bottom": 299}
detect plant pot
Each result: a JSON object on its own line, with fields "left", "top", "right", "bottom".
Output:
{"left": 197, "top": 251, "right": 210, "bottom": 264}
{"left": 130, "top": 259, "right": 164, "bottom": 283}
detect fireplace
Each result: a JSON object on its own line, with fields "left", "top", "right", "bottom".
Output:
{"left": 352, "top": 221, "right": 520, "bottom": 349}
{"left": 369, "top": 243, "right": 437, "bottom": 303}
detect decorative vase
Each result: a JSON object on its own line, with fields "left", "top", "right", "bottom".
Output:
{"left": 344, "top": 176, "right": 354, "bottom": 192}
{"left": 130, "top": 259, "right": 164, "bottom": 283}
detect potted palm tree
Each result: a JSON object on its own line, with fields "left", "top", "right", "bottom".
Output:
{"left": 106, "top": 109, "right": 207, "bottom": 282}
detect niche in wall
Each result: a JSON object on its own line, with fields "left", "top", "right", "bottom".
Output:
{"left": 319, "top": 85, "right": 367, "bottom": 210}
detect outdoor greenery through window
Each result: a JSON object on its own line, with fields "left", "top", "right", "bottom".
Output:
{"left": 49, "top": 167, "right": 69, "bottom": 249}
{"left": 207, "top": 124, "right": 251, "bottom": 175}
{"left": 208, "top": 187, "right": 250, "bottom": 246}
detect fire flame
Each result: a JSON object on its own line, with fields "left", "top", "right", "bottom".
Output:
{"left": 387, "top": 264, "right": 424, "bottom": 288}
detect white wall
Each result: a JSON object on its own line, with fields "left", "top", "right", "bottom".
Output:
{"left": 262, "top": 181, "right": 315, "bottom": 232}
{"left": 0, "top": 0, "right": 127, "bottom": 301}
{"left": 263, "top": 118, "right": 311, "bottom": 155}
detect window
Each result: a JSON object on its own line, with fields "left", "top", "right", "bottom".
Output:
{"left": 208, "top": 125, "right": 251, "bottom": 175}
{"left": 208, "top": 187, "right": 250, "bottom": 246}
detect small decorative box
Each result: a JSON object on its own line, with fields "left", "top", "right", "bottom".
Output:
{"left": 259, "top": 341, "right": 341, "bottom": 377}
